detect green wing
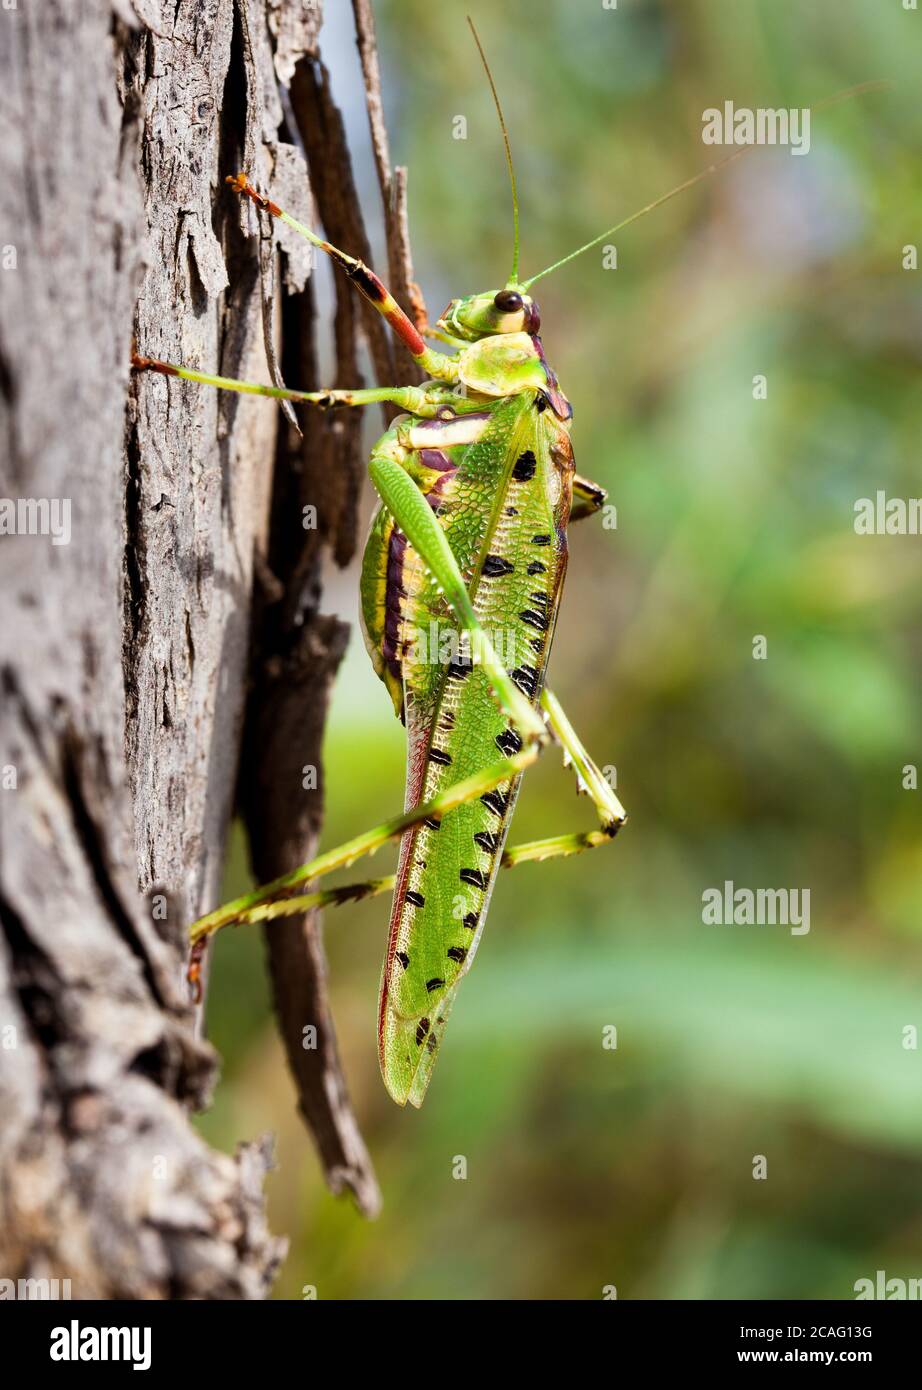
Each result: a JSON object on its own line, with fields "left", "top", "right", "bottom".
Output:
{"left": 377, "top": 392, "right": 575, "bottom": 1105}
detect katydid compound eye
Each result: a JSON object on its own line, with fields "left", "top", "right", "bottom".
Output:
{"left": 494, "top": 289, "right": 523, "bottom": 312}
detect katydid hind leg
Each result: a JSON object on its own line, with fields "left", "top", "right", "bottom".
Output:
{"left": 369, "top": 448, "right": 547, "bottom": 749}
{"left": 210, "top": 683, "right": 629, "bottom": 936}
{"left": 188, "top": 747, "right": 539, "bottom": 949}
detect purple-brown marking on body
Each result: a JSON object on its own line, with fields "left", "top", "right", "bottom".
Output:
{"left": 411, "top": 411, "right": 492, "bottom": 436}
{"left": 418, "top": 448, "right": 454, "bottom": 472}
{"left": 531, "top": 335, "right": 572, "bottom": 421}
{"left": 423, "top": 457, "right": 458, "bottom": 513}
{"left": 382, "top": 528, "right": 408, "bottom": 680}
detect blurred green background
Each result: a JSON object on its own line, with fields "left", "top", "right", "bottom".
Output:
{"left": 197, "top": 0, "right": 922, "bottom": 1298}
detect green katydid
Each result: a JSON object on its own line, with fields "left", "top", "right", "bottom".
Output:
{"left": 132, "top": 24, "right": 882, "bottom": 1107}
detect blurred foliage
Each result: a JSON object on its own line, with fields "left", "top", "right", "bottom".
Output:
{"left": 196, "top": 0, "right": 922, "bottom": 1299}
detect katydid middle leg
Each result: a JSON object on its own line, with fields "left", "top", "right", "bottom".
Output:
{"left": 135, "top": 348, "right": 542, "bottom": 740}
{"left": 131, "top": 354, "right": 471, "bottom": 418}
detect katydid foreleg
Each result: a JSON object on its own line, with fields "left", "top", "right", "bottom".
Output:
{"left": 226, "top": 173, "right": 459, "bottom": 383}
{"left": 189, "top": 743, "right": 540, "bottom": 946}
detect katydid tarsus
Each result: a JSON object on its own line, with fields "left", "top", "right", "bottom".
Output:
{"left": 132, "top": 24, "right": 882, "bottom": 1107}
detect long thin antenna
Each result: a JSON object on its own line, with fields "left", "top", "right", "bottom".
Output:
{"left": 467, "top": 15, "right": 521, "bottom": 284}
{"left": 523, "top": 79, "right": 890, "bottom": 289}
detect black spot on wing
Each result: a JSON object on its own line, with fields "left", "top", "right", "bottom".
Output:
{"left": 519, "top": 608, "right": 549, "bottom": 634}
{"left": 511, "top": 664, "right": 539, "bottom": 698}
{"left": 495, "top": 728, "right": 523, "bottom": 756}
{"left": 428, "top": 747, "right": 452, "bottom": 765}
{"left": 416, "top": 1017, "right": 430, "bottom": 1046}
{"left": 396, "top": 951, "right": 410, "bottom": 969}
{"left": 482, "top": 553, "right": 515, "bottom": 578}
{"left": 460, "top": 868, "right": 487, "bottom": 889}
{"left": 473, "top": 831, "right": 499, "bottom": 853}
{"left": 527, "top": 560, "right": 546, "bottom": 575}
{"left": 447, "top": 946, "right": 468, "bottom": 963}
{"left": 405, "top": 890, "right": 425, "bottom": 908}
{"left": 462, "top": 912, "right": 479, "bottom": 930}
{"left": 512, "top": 450, "right": 537, "bottom": 481}
{"left": 424, "top": 817, "right": 441, "bottom": 831}
{"left": 481, "top": 789, "right": 509, "bottom": 818}
{"left": 531, "top": 533, "right": 551, "bottom": 546}
{"left": 426, "top": 977, "right": 445, "bottom": 993}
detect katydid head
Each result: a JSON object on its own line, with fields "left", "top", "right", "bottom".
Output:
{"left": 438, "top": 287, "right": 540, "bottom": 342}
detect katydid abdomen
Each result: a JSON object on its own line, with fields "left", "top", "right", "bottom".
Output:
{"left": 360, "top": 380, "right": 575, "bottom": 1104}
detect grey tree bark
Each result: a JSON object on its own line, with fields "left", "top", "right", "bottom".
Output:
{"left": 0, "top": 0, "right": 411, "bottom": 1296}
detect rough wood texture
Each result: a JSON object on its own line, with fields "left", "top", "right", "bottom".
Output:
{"left": 0, "top": 0, "right": 396, "bottom": 1293}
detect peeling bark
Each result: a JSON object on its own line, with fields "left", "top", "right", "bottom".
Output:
{"left": 0, "top": 0, "right": 398, "bottom": 1294}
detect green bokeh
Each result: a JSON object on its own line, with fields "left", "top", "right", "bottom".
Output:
{"left": 197, "top": 0, "right": 922, "bottom": 1300}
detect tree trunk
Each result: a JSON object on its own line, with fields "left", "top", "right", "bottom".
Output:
{"left": 0, "top": 0, "right": 407, "bottom": 1297}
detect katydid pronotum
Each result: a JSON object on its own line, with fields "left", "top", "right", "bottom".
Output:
{"left": 132, "top": 25, "right": 881, "bottom": 1107}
